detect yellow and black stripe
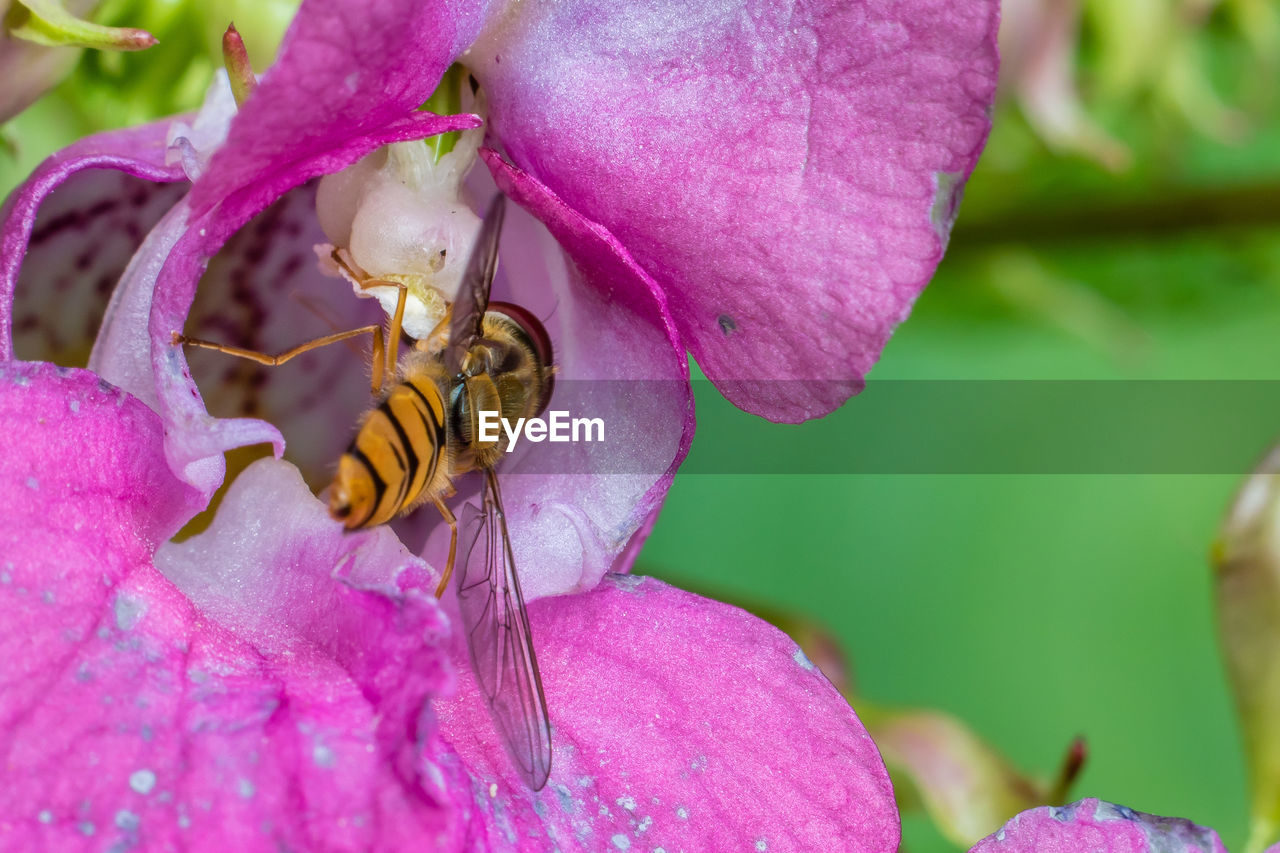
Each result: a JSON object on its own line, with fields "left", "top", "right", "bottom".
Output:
{"left": 340, "top": 374, "right": 447, "bottom": 528}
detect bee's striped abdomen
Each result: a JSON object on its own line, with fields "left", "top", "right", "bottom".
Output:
{"left": 331, "top": 373, "right": 447, "bottom": 529}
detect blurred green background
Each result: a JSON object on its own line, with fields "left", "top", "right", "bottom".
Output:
{"left": 3, "top": 1, "right": 1278, "bottom": 850}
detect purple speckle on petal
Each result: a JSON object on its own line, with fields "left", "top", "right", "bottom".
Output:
{"left": 610, "top": 574, "right": 645, "bottom": 592}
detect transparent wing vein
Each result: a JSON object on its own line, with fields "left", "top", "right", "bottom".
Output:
{"left": 456, "top": 467, "right": 552, "bottom": 790}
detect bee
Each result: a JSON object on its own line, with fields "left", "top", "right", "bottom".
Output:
{"left": 175, "top": 194, "right": 555, "bottom": 790}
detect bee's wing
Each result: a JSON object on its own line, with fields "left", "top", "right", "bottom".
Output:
{"left": 456, "top": 466, "right": 552, "bottom": 790}
{"left": 445, "top": 193, "right": 506, "bottom": 375}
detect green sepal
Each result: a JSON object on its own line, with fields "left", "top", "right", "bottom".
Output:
{"left": 6, "top": 0, "right": 156, "bottom": 50}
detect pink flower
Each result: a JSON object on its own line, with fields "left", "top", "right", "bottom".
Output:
{"left": 0, "top": 0, "right": 997, "bottom": 848}
{"left": 973, "top": 799, "right": 1229, "bottom": 853}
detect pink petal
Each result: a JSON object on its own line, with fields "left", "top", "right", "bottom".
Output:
{"left": 435, "top": 575, "right": 898, "bottom": 851}
{"left": 188, "top": 0, "right": 490, "bottom": 216}
{"left": 970, "top": 799, "right": 1228, "bottom": 853}
{"left": 0, "top": 120, "right": 185, "bottom": 361}
{"left": 0, "top": 361, "right": 200, "bottom": 548}
{"left": 0, "top": 364, "right": 474, "bottom": 849}
{"left": 470, "top": 0, "right": 999, "bottom": 421}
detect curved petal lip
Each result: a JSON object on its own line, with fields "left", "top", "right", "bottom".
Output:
{"left": 1, "top": 120, "right": 188, "bottom": 360}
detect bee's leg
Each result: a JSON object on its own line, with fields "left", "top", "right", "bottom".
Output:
{"left": 173, "top": 323, "right": 395, "bottom": 395}
{"left": 383, "top": 281, "right": 407, "bottom": 383}
{"left": 345, "top": 276, "right": 409, "bottom": 388}
{"left": 414, "top": 307, "right": 452, "bottom": 354}
{"left": 433, "top": 497, "right": 459, "bottom": 598}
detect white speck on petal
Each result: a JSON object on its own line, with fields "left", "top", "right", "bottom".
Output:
{"left": 793, "top": 648, "right": 815, "bottom": 671}
{"left": 617, "top": 795, "right": 636, "bottom": 811}
{"left": 79, "top": 821, "right": 95, "bottom": 836}
{"left": 313, "top": 744, "right": 335, "bottom": 767}
{"left": 25, "top": 476, "right": 38, "bottom": 490}
{"left": 676, "top": 807, "right": 688, "bottom": 819}
{"left": 37, "top": 810, "right": 52, "bottom": 824}
{"left": 756, "top": 839, "right": 768, "bottom": 851}
{"left": 178, "top": 815, "right": 191, "bottom": 829}
{"left": 129, "top": 769, "right": 157, "bottom": 795}
{"left": 489, "top": 783, "right": 498, "bottom": 798}
{"left": 930, "top": 170, "right": 964, "bottom": 246}
{"left": 238, "top": 779, "right": 255, "bottom": 799}
{"left": 115, "top": 810, "right": 140, "bottom": 831}
{"left": 113, "top": 594, "right": 147, "bottom": 631}
{"left": 611, "top": 834, "right": 631, "bottom": 850}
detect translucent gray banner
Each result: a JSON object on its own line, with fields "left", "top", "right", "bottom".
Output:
{"left": 498, "top": 380, "right": 1280, "bottom": 475}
